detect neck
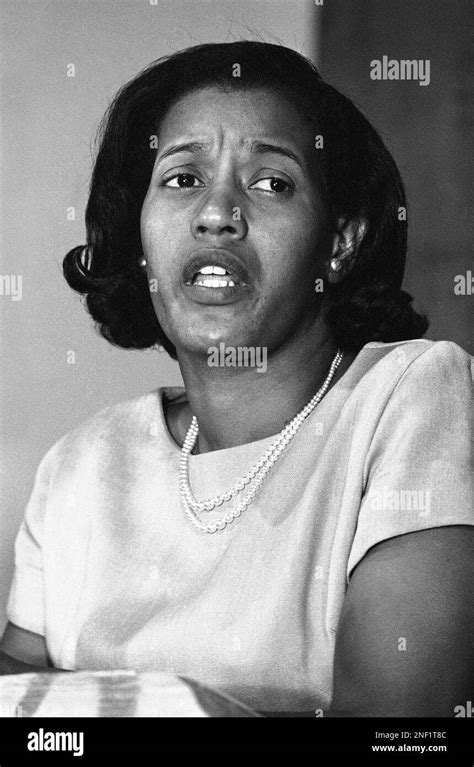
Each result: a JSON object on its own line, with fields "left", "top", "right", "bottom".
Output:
{"left": 175, "top": 322, "right": 354, "bottom": 454}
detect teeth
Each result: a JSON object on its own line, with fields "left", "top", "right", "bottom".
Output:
{"left": 198, "top": 265, "right": 227, "bottom": 275}
{"left": 195, "top": 277, "right": 236, "bottom": 288}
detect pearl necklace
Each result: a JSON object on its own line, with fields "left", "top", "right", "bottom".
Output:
{"left": 179, "top": 349, "right": 343, "bottom": 533}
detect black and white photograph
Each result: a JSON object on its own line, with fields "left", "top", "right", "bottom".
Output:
{"left": 0, "top": 0, "right": 473, "bottom": 759}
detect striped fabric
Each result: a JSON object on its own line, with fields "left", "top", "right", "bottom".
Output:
{"left": 0, "top": 670, "right": 261, "bottom": 717}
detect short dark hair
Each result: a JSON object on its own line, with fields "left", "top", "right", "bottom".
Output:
{"left": 63, "top": 41, "right": 428, "bottom": 358}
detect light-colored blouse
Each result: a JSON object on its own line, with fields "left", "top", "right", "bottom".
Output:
{"left": 6, "top": 339, "right": 474, "bottom": 712}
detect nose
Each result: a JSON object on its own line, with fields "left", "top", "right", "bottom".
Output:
{"left": 190, "top": 182, "right": 248, "bottom": 241}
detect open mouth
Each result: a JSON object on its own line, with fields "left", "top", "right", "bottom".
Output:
{"left": 191, "top": 265, "right": 239, "bottom": 288}
{"left": 182, "top": 250, "right": 251, "bottom": 302}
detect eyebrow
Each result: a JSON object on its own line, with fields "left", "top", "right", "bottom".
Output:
{"left": 155, "top": 141, "right": 210, "bottom": 163}
{"left": 155, "top": 139, "right": 304, "bottom": 169}
{"left": 244, "top": 140, "right": 304, "bottom": 169}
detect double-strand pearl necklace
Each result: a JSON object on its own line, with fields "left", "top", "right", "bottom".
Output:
{"left": 179, "top": 349, "right": 343, "bottom": 534}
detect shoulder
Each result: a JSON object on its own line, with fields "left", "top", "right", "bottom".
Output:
{"left": 343, "top": 339, "right": 472, "bottom": 434}
{"left": 399, "top": 338, "right": 471, "bottom": 378}
{"left": 359, "top": 339, "right": 472, "bottom": 407}
{"left": 35, "top": 387, "right": 180, "bottom": 479}
{"left": 358, "top": 338, "right": 472, "bottom": 448}
{"left": 363, "top": 338, "right": 472, "bottom": 378}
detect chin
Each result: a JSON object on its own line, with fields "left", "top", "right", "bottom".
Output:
{"left": 173, "top": 326, "right": 258, "bottom": 358}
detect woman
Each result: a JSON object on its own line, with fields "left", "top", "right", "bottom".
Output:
{"left": 1, "top": 42, "right": 472, "bottom": 717}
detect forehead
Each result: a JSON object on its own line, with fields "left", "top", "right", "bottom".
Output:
{"left": 157, "top": 86, "right": 313, "bottom": 147}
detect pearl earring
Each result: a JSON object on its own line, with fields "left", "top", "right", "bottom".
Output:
{"left": 138, "top": 256, "right": 147, "bottom": 268}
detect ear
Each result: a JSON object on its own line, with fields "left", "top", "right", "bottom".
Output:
{"left": 328, "top": 217, "right": 368, "bottom": 283}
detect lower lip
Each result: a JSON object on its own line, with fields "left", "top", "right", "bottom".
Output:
{"left": 182, "top": 282, "right": 250, "bottom": 305}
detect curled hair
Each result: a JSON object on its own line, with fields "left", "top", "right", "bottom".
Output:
{"left": 63, "top": 41, "right": 428, "bottom": 357}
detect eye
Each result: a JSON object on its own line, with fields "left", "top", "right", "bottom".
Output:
{"left": 249, "top": 177, "right": 293, "bottom": 193}
{"left": 163, "top": 173, "right": 203, "bottom": 189}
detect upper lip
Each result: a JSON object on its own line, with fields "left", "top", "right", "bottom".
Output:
{"left": 182, "top": 248, "right": 251, "bottom": 285}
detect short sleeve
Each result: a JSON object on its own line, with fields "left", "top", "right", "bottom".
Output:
{"left": 347, "top": 341, "right": 474, "bottom": 580}
{"left": 6, "top": 444, "right": 59, "bottom": 635}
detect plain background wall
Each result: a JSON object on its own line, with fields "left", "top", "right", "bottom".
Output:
{"left": 0, "top": 0, "right": 318, "bottom": 630}
{"left": 320, "top": 0, "right": 473, "bottom": 356}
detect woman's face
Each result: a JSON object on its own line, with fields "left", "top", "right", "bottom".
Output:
{"left": 140, "top": 85, "right": 334, "bottom": 356}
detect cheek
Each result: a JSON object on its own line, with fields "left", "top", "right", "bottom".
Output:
{"left": 141, "top": 189, "right": 169, "bottom": 236}
{"left": 293, "top": 216, "right": 331, "bottom": 272}
{"left": 141, "top": 208, "right": 171, "bottom": 269}
{"left": 141, "top": 195, "right": 160, "bottom": 235}
{"left": 263, "top": 217, "right": 327, "bottom": 281}
{"left": 141, "top": 195, "right": 188, "bottom": 260}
